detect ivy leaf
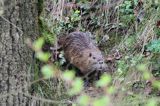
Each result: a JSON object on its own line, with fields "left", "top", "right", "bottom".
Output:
{"left": 106, "top": 86, "right": 115, "bottom": 94}
{"left": 41, "top": 65, "right": 54, "bottom": 79}
{"left": 77, "top": 94, "right": 90, "bottom": 106}
{"left": 69, "top": 78, "right": 83, "bottom": 95}
{"left": 36, "top": 51, "right": 51, "bottom": 62}
{"left": 93, "top": 96, "right": 110, "bottom": 106}
{"left": 153, "top": 81, "right": 160, "bottom": 89}
{"left": 96, "top": 74, "right": 111, "bottom": 87}
{"left": 75, "top": 10, "right": 80, "bottom": 14}
{"left": 147, "top": 39, "right": 160, "bottom": 53}
{"left": 146, "top": 99, "right": 157, "bottom": 106}
{"left": 62, "top": 70, "right": 75, "bottom": 81}
{"left": 33, "top": 37, "right": 44, "bottom": 51}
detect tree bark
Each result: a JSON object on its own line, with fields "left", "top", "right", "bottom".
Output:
{"left": 0, "top": 0, "right": 39, "bottom": 106}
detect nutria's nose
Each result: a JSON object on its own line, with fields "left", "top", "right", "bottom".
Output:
{"left": 99, "top": 61, "right": 104, "bottom": 64}
{"left": 99, "top": 66, "right": 103, "bottom": 69}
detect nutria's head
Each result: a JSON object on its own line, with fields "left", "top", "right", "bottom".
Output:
{"left": 80, "top": 49, "right": 109, "bottom": 75}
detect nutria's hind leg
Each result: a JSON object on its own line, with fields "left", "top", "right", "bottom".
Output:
{"left": 82, "top": 70, "right": 99, "bottom": 86}
{"left": 82, "top": 71, "right": 93, "bottom": 87}
{"left": 79, "top": 70, "right": 102, "bottom": 87}
{"left": 88, "top": 71, "right": 100, "bottom": 85}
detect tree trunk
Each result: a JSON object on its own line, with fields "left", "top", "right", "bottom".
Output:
{"left": 0, "top": 0, "right": 39, "bottom": 106}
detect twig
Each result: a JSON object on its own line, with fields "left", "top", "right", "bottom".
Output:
{"left": 0, "top": 16, "right": 23, "bottom": 35}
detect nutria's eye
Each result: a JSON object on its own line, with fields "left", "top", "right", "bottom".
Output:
{"left": 89, "top": 53, "right": 92, "bottom": 57}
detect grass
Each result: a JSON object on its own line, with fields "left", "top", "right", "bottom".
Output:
{"left": 31, "top": 0, "right": 160, "bottom": 106}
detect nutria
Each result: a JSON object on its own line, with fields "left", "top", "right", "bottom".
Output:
{"left": 59, "top": 31, "right": 109, "bottom": 76}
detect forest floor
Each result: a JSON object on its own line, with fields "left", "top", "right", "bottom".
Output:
{"left": 31, "top": 0, "right": 160, "bottom": 106}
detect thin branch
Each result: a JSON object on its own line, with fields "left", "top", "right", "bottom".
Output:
{"left": 0, "top": 16, "right": 23, "bottom": 35}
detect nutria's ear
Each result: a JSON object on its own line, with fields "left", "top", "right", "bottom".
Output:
{"left": 58, "top": 35, "right": 66, "bottom": 46}
{"left": 58, "top": 32, "right": 68, "bottom": 44}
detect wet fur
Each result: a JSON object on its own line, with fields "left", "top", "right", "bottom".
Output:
{"left": 59, "top": 32, "right": 108, "bottom": 76}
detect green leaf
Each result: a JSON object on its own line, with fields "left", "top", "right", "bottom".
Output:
{"left": 72, "top": 104, "right": 77, "bottom": 106}
{"left": 147, "top": 39, "right": 160, "bottom": 53}
{"left": 146, "top": 99, "right": 157, "bottom": 106}
{"left": 96, "top": 74, "right": 111, "bottom": 87}
{"left": 78, "top": 94, "right": 90, "bottom": 106}
{"left": 93, "top": 96, "right": 110, "bottom": 106}
{"left": 62, "top": 70, "right": 75, "bottom": 81}
{"left": 153, "top": 81, "right": 160, "bottom": 89}
{"left": 137, "top": 64, "right": 151, "bottom": 79}
{"left": 33, "top": 37, "right": 44, "bottom": 51}
{"left": 143, "top": 71, "right": 151, "bottom": 80}
{"left": 41, "top": 65, "right": 54, "bottom": 79}
{"left": 137, "top": 64, "right": 147, "bottom": 72}
{"left": 134, "top": 0, "right": 138, "bottom": 5}
{"left": 43, "top": 31, "right": 55, "bottom": 44}
{"left": 75, "top": 10, "right": 80, "bottom": 14}
{"left": 0, "top": 9, "right": 4, "bottom": 16}
{"left": 36, "top": 51, "right": 51, "bottom": 62}
{"left": 69, "top": 78, "right": 83, "bottom": 95}
{"left": 106, "top": 86, "right": 115, "bottom": 94}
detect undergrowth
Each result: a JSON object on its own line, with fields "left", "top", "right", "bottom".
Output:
{"left": 30, "top": 0, "right": 160, "bottom": 106}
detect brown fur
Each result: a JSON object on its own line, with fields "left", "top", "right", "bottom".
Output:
{"left": 59, "top": 31, "right": 108, "bottom": 75}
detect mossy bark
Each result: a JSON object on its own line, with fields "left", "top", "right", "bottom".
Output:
{"left": 0, "top": 0, "right": 39, "bottom": 106}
